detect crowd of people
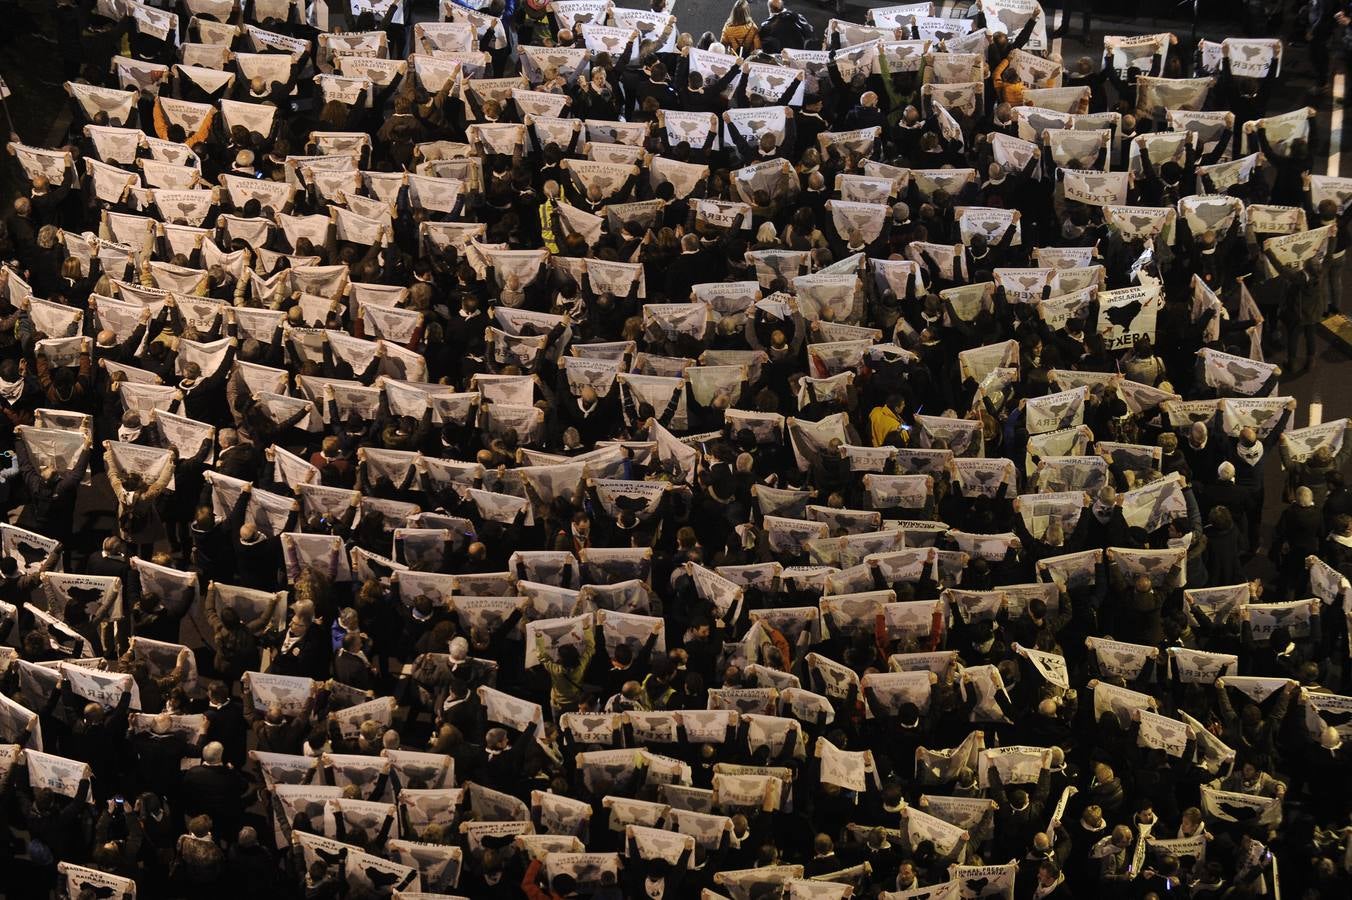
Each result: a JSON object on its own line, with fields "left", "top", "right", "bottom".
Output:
{"left": 0, "top": 0, "right": 1350, "bottom": 897}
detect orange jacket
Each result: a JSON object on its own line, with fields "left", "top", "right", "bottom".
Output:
{"left": 991, "top": 58, "right": 1025, "bottom": 106}
{"left": 522, "top": 859, "right": 567, "bottom": 900}
{"left": 760, "top": 621, "right": 794, "bottom": 670}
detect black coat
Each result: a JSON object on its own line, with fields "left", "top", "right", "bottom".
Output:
{"left": 55, "top": 686, "right": 131, "bottom": 799}
{"left": 477, "top": 723, "right": 538, "bottom": 798}
{"left": 758, "top": 11, "right": 813, "bottom": 50}
{"left": 204, "top": 699, "right": 249, "bottom": 769}
{"left": 129, "top": 731, "right": 191, "bottom": 800}
{"left": 228, "top": 844, "right": 280, "bottom": 894}
{"left": 265, "top": 623, "right": 332, "bottom": 680}
{"left": 1201, "top": 480, "right": 1256, "bottom": 539}
{"left": 440, "top": 693, "right": 483, "bottom": 744}
{"left": 1203, "top": 522, "right": 1247, "bottom": 586}
{"left": 179, "top": 763, "right": 247, "bottom": 836}
{"left": 662, "top": 249, "right": 710, "bottom": 303}
{"left": 1276, "top": 505, "right": 1323, "bottom": 561}
{"left": 333, "top": 650, "right": 375, "bottom": 690}
{"left": 557, "top": 393, "right": 622, "bottom": 446}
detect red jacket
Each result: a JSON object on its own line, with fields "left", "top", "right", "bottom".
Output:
{"left": 521, "top": 859, "right": 567, "bottom": 900}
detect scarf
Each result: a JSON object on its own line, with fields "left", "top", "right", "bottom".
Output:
{"left": 281, "top": 629, "right": 303, "bottom": 653}
{"left": 0, "top": 377, "right": 24, "bottom": 404}
{"left": 571, "top": 525, "right": 590, "bottom": 551}
{"left": 558, "top": 293, "right": 586, "bottom": 321}
{"left": 1033, "top": 873, "right": 1065, "bottom": 899}
{"left": 1236, "top": 439, "right": 1264, "bottom": 467}
{"left": 442, "top": 694, "right": 469, "bottom": 713}
{"left": 1080, "top": 820, "right": 1108, "bottom": 842}
{"left": 181, "top": 831, "right": 215, "bottom": 849}
{"left": 538, "top": 739, "right": 563, "bottom": 766}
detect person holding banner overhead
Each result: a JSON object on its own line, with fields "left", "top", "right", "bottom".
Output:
{"left": 0, "top": 1, "right": 1347, "bottom": 898}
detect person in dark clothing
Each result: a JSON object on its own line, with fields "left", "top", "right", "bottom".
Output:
{"left": 1204, "top": 504, "right": 1248, "bottom": 586}
{"left": 13, "top": 436, "right": 89, "bottom": 556}
{"left": 51, "top": 684, "right": 133, "bottom": 801}
{"left": 1273, "top": 488, "right": 1326, "bottom": 596}
{"left": 178, "top": 742, "right": 247, "bottom": 842}
{"left": 2, "top": 4, "right": 1352, "bottom": 897}
{"left": 758, "top": 0, "right": 814, "bottom": 51}
{"left": 476, "top": 722, "right": 539, "bottom": 798}
{"left": 128, "top": 712, "right": 193, "bottom": 802}
{"left": 262, "top": 603, "right": 332, "bottom": 680}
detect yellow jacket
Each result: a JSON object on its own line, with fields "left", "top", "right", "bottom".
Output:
{"left": 721, "top": 24, "right": 760, "bottom": 56}
{"left": 991, "top": 58, "right": 1025, "bottom": 107}
{"left": 869, "top": 405, "right": 905, "bottom": 447}
{"left": 539, "top": 196, "right": 559, "bottom": 255}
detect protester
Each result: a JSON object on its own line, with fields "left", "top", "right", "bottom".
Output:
{"left": 0, "top": 1, "right": 1349, "bottom": 899}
